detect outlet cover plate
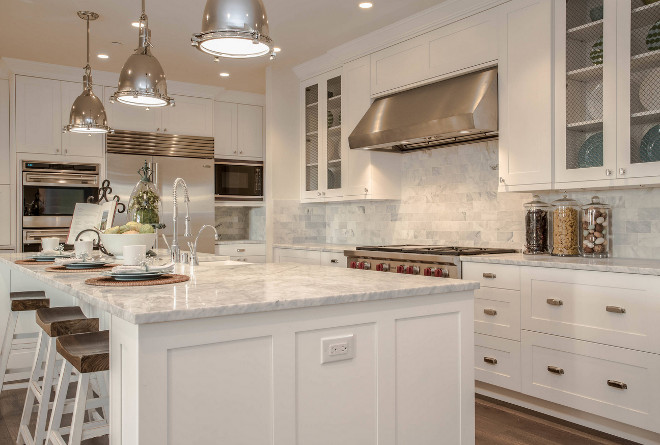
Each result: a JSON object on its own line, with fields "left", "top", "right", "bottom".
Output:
{"left": 321, "top": 334, "right": 355, "bottom": 364}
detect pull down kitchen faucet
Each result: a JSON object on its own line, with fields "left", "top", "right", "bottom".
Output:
{"left": 171, "top": 178, "right": 192, "bottom": 263}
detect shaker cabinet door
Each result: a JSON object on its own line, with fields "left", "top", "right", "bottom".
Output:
{"left": 237, "top": 104, "right": 263, "bottom": 158}
{"left": 60, "top": 81, "right": 104, "bottom": 158}
{"left": 214, "top": 101, "right": 238, "bottom": 158}
{"left": 15, "top": 76, "right": 61, "bottom": 155}
{"left": 161, "top": 95, "right": 213, "bottom": 137}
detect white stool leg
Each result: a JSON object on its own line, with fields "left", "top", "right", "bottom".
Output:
{"left": 17, "top": 330, "right": 47, "bottom": 445}
{"left": 0, "top": 311, "right": 18, "bottom": 394}
{"left": 68, "top": 373, "right": 90, "bottom": 445}
{"left": 46, "top": 361, "right": 72, "bottom": 445}
{"left": 33, "top": 336, "right": 58, "bottom": 445}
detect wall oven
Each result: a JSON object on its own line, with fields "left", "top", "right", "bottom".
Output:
{"left": 215, "top": 159, "right": 263, "bottom": 202}
{"left": 22, "top": 161, "right": 99, "bottom": 251}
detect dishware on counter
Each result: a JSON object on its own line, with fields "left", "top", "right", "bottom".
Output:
{"left": 523, "top": 195, "right": 550, "bottom": 255}
{"left": 590, "top": 36, "right": 603, "bottom": 65}
{"left": 578, "top": 132, "right": 604, "bottom": 168}
{"left": 589, "top": 5, "right": 603, "bottom": 22}
{"left": 580, "top": 196, "right": 610, "bottom": 258}
{"left": 74, "top": 240, "right": 93, "bottom": 259}
{"left": 123, "top": 245, "right": 147, "bottom": 266}
{"left": 41, "top": 237, "right": 60, "bottom": 252}
{"left": 105, "top": 262, "right": 174, "bottom": 281}
{"left": 640, "top": 124, "right": 660, "bottom": 163}
{"left": 647, "top": 19, "right": 660, "bottom": 52}
{"left": 99, "top": 233, "right": 156, "bottom": 258}
{"left": 639, "top": 67, "right": 660, "bottom": 111}
{"left": 30, "top": 254, "right": 73, "bottom": 262}
{"left": 551, "top": 195, "right": 580, "bottom": 257}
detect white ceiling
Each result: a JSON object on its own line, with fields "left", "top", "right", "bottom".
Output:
{"left": 0, "top": 0, "right": 443, "bottom": 94}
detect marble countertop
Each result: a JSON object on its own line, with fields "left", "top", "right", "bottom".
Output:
{"left": 460, "top": 253, "right": 660, "bottom": 276}
{"left": 215, "top": 240, "right": 265, "bottom": 245}
{"left": 0, "top": 253, "right": 479, "bottom": 325}
{"left": 273, "top": 243, "right": 356, "bottom": 253}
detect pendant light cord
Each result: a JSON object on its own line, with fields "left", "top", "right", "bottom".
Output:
{"left": 84, "top": 15, "right": 91, "bottom": 89}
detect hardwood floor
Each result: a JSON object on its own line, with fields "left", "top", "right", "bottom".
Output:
{"left": 0, "top": 389, "right": 639, "bottom": 444}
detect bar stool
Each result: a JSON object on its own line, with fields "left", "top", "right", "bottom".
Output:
{"left": 47, "top": 330, "right": 109, "bottom": 445}
{"left": 17, "top": 307, "right": 99, "bottom": 445}
{"left": 0, "top": 291, "right": 49, "bottom": 394}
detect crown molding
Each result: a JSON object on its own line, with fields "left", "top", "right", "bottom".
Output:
{"left": 293, "top": 0, "right": 508, "bottom": 81}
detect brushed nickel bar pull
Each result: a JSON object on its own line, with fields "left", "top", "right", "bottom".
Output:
{"left": 483, "top": 309, "right": 497, "bottom": 316}
{"left": 236, "top": 248, "right": 246, "bottom": 252}
{"left": 483, "top": 357, "right": 498, "bottom": 365}
{"left": 606, "top": 306, "right": 626, "bottom": 314}
{"left": 547, "top": 366, "right": 564, "bottom": 375}
{"left": 547, "top": 298, "right": 563, "bottom": 306}
{"left": 483, "top": 273, "right": 496, "bottom": 279}
{"left": 330, "top": 259, "right": 339, "bottom": 264}
{"left": 607, "top": 380, "right": 628, "bottom": 390}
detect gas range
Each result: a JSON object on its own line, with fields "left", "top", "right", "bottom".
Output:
{"left": 343, "top": 245, "right": 517, "bottom": 279}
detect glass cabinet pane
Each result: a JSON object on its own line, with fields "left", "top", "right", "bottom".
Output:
{"left": 305, "top": 84, "right": 319, "bottom": 192}
{"left": 326, "top": 76, "right": 342, "bottom": 190}
{"left": 629, "top": 0, "right": 660, "bottom": 165}
{"left": 565, "top": 0, "right": 604, "bottom": 171}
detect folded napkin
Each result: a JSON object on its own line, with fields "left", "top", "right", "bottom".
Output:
{"left": 38, "top": 250, "right": 71, "bottom": 257}
{"left": 54, "top": 256, "right": 107, "bottom": 266}
{"left": 111, "top": 263, "right": 174, "bottom": 274}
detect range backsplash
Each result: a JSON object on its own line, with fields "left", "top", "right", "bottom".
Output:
{"left": 273, "top": 141, "right": 660, "bottom": 259}
{"left": 215, "top": 206, "right": 266, "bottom": 241}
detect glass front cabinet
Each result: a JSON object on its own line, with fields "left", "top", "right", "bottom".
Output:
{"left": 300, "top": 68, "right": 344, "bottom": 201}
{"left": 556, "top": 0, "right": 660, "bottom": 186}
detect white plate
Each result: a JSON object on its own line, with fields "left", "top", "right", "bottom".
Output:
{"left": 586, "top": 82, "right": 603, "bottom": 121}
{"left": 640, "top": 68, "right": 660, "bottom": 111}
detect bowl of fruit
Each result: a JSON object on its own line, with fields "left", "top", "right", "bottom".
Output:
{"left": 100, "top": 221, "right": 156, "bottom": 258}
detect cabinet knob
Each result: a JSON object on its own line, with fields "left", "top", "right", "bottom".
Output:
{"left": 55, "top": 149, "right": 60, "bottom": 153}
{"left": 240, "top": 150, "right": 243, "bottom": 154}
{"left": 605, "top": 169, "right": 612, "bottom": 176}
{"left": 64, "top": 149, "right": 68, "bottom": 154}
{"left": 619, "top": 168, "right": 626, "bottom": 176}
{"left": 499, "top": 177, "right": 505, "bottom": 184}
{"left": 322, "top": 192, "right": 326, "bottom": 196}
{"left": 317, "top": 192, "right": 322, "bottom": 197}
{"left": 157, "top": 128, "right": 160, "bottom": 131}
{"left": 364, "top": 188, "right": 368, "bottom": 193}
{"left": 233, "top": 150, "right": 237, "bottom": 154}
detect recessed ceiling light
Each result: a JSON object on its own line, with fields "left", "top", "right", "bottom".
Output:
{"left": 219, "top": 72, "right": 230, "bottom": 77}
{"left": 459, "top": 130, "right": 470, "bottom": 134}
{"left": 97, "top": 54, "right": 109, "bottom": 59}
{"left": 359, "top": 2, "right": 373, "bottom": 9}
{"left": 131, "top": 22, "right": 145, "bottom": 28}
{"left": 274, "top": 47, "right": 282, "bottom": 53}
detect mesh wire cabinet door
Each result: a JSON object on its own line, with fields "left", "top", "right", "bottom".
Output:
{"left": 303, "top": 82, "right": 320, "bottom": 198}
{"left": 326, "top": 75, "right": 343, "bottom": 195}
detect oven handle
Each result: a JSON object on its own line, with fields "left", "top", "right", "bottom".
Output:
{"left": 23, "top": 229, "right": 70, "bottom": 244}
{"left": 23, "top": 172, "right": 99, "bottom": 187}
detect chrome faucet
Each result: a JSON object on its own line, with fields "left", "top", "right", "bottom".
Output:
{"left": 187, "top": 225, "right": 219, "bottom": 266}
{"left": 171, "top": 178, "right": 192, "bottom": 263}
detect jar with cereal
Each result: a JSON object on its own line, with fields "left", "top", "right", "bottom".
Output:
{"left": 523, "top": 195, "right": 550, "bottom": 255}
{"left": 580, "top": 196, "right": 610, "bottom": 258}
{"left": 551, "top": 194, "right": 580, "bottom": 257}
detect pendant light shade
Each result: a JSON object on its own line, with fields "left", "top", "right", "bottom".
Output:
{"left": 64, "top": 11, "right": 111, "bottom": 134}
{"left": 191, "top": 0, "right": 276, "bottom": 59}
{"left": 110, "top": 0, "right": 174, "bottom": 107}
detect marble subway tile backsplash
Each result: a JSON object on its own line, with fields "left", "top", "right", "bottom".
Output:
{"left": 215, "top": 206, "right": 266, "bottom": 241}
{"left": 273, "top": 141, "right": 660, "bottom": 259}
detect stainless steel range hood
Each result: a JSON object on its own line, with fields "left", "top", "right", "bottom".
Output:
{"left": 349, "top": 67, "right": 498, "bottom": 152}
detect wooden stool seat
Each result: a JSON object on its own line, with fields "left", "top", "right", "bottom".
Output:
{"left": 10, "top": 290, "right": 49, "bottom": 311}
{"left": 57, "top": 331, "right": 109, "bottom": 374}
{"left": 35, "top": 306, "right": 99, "bottom": 337}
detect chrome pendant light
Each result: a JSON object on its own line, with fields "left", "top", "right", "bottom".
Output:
{"left": 64, "top": 12, "right": 111, "bottom": 134}
{"left": 110, "top": 0, "right": 174, "bottom": 107}
{"left": 191, "top": 0, "right": 276, "bottom": 59}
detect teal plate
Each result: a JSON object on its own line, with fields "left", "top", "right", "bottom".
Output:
{"left": 578, "top": 132, "right": 603, "bottom": 168}
{"left": 64, "top": 262, "right": 108, "bottom": 269}
{"left": 640, "top": 125, "right": 660, "bottom": 163}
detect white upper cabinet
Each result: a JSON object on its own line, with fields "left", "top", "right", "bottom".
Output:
{"left": 161, "top": 95, "right": 213, "bottom": 137}
{"left": 60, "top": 81, "right": 104, "bottom": 158}
{"left": 370, "top": 35, "right": 430, "bottom": 97}
{"left": 15, "top": 76, "right": 61, "bottom": 155}
{"left": 103, "top": 86, "right": 161, "bottom": 133}
{"left": 214, "top": 101, "right": 263, "bottom": 159}
{"left": 0, "top": 78, "right": 9, "bottom": 185}
{"left": 498, "top": 0, "right": 554, "bottom": 190}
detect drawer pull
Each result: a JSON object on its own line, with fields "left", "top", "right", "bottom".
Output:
{"left": 606, "top": 306, "right": 626, "bottom": 314}
{"left": 483, "top": 308, "right": 497, "bottom": 316}
{"left": 482, "top": 273, "right": 496, "bottom": 279}
{"left": 546, "top": 298, "right": 563, "bottom": 306}
{"left": 607, "top": 380, "right": 628, "bottom": 390}
{"left": 483, "top": 357, "right": 498, "bottom": 365}
{"left": 547, "top": 366, "right": 564, "bottom": 375}
{"left": 330, "top": 259, "right": 339, "bottom": 264}
{"left": 236, "top": 248, "right": 246, "bottom": 252}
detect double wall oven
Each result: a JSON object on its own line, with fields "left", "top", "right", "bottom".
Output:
{"left": 22, "top": 161, "right": 99, "bottom": 252}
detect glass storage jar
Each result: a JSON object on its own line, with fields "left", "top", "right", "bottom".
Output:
{"left": 551, "top": 194, "right": 580, "bottom": 257}
{"left": 127, "top": 162, "right": 161, "bottom": 225}
{"left": 523, "top": 195, "right": 550, "bottom": 255}
{"left": 580, "top": 196, "right": 611, "bottom": 258}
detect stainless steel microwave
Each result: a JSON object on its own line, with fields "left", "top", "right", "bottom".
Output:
{"left": 214, "top": 159, "right": 263, "bottom": 201}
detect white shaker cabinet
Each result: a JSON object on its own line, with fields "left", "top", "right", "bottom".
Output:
{"left": 0, "top": 77, "right": 9, "bottom": 184}
{"left": 103, "top": 86, "right": 161, "bottom": 133}
{"left": 273, "top": 247, "right": 322, "bottom": 265}
{"left": 214, "top": 101, "right": 237, "bottom": 158}
{"left": 498, "top": 0, "right": 554, "bottom": 190}
{"left": 214, "top": 101, "right": 264, "bottom": 159}
{"left": 0, "top": 185, "right": 10, "bottom": 246}
{"left": 161, "top": 95, "right": 213, "bottom": 137}
{"left": 60, "top": 81, "right": 104, "bottom": 158}
{"left": 15, "top": 76, "right": 61, "bottom": 155}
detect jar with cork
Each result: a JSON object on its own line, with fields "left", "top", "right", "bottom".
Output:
{"left": 551, "top": 194, "right": 580, "bottom": 257}
{"left": 580, "top": 196, "right": 610, "bottom": 258}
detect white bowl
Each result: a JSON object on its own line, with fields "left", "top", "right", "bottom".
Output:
{"left": 100, "top": 233, "right": 156, "bottom": 258}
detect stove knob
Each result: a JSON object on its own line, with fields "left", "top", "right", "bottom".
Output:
{"left": 357, "top": 261, "right": 365, "bottom": 270}
{"left": 405, "top": 265, "right": 419, "bottom": 275}
{"left": 376, "top": 263, "right": 383, "bottom": 271}
{"left": 434, "top": 268, "right": 448, "bottom": 278}
{"left": 396, "top": 265, "right": 405, "bottom": 274}
{"left": 377, "top": 263, "right": 390, "bottom": 272}
{"left": 424, "top": 267, "right": 433, "bottom": 276}
{"left": 350, "top": 261, "right": 357, "bottom": 269}
{"left": 362, "top": 261, "right": 371, "bottom": 271}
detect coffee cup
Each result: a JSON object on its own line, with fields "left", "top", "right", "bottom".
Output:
{"left": 41, "top": 237, "right": 60, "bottom": 252}
{"left": 74, "top": 240, "right": 94, "bottom": 259}
{"left": 123, "top": 245, "right": 146, "bottom": 266}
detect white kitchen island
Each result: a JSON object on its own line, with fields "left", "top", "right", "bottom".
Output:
{"left": 0, "top": 253, "right": 478, "bottom": 445}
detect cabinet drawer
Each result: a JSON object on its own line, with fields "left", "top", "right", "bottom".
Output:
{"left": 475, "top": 334, "right": 521, "bottom": 392}
{"left": 463, "top": 262, "right": 520, "bottom": 290}
{"left": 273, "top": 248, "right": 321, "bottom": 265}
{"left": 216, "top": 243, "right": 266, "bottom": 257}
{"left": 320, "top": 251, "right": 346, "bottom": 268}
{"left": 522, "top": 331, "right": 660, "bottom": 434}
{"left": 230, "top": 255, "right": 265, "bottom": 264}
{"left": 521, "top": 267, "right": 660, "bottom": 354}
{"left": 474, "top": 288, "right": 520, "bottom": 341}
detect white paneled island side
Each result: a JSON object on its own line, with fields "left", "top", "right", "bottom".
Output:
{"left": 0, "top": 253, "right": 478, "bottom": 445}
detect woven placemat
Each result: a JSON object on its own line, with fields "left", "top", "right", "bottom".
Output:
{"left": 45, "top": 264, "right": 119, "bottom": 273}
{"left": 15, "top": 259, "right": 54, "bottom": 265}
{"left": 84, "top": 274, "right": 190, "bottom": 287}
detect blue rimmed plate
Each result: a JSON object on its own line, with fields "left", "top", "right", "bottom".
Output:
{"left": 640, "top": 125, "right": 660, "bottom": 163}
{"left": 578, "top": 132, "right": 603, "bottom": 168}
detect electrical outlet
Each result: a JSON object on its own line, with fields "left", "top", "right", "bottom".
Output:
{"left": 321, "top": 334, "right": 355, "bottom": 364}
